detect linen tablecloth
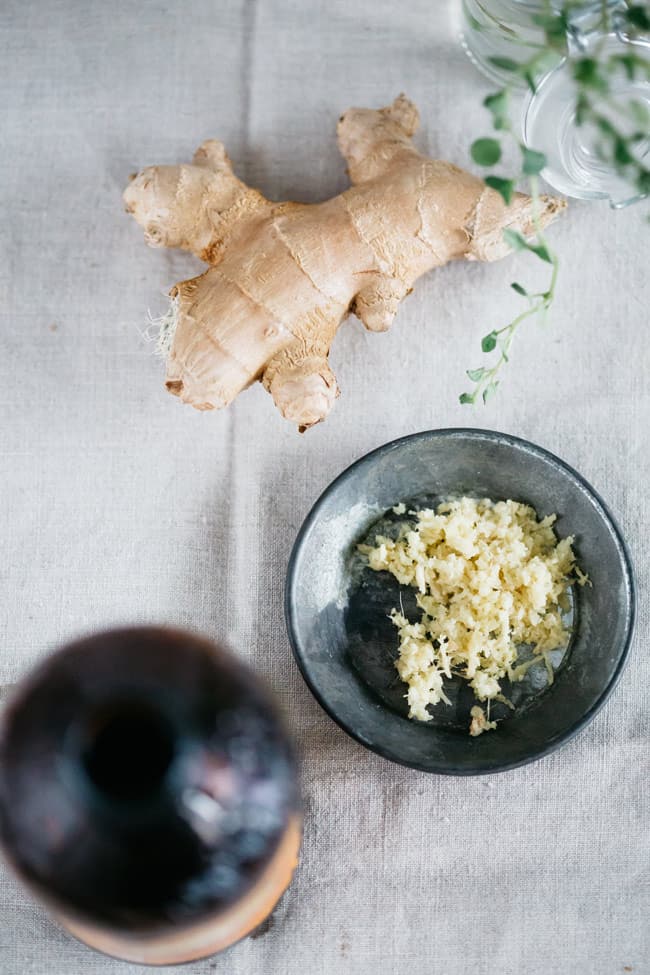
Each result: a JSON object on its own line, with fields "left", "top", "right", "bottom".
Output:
{"left": 1, "top": 2, "right": 648, "bottom": 973}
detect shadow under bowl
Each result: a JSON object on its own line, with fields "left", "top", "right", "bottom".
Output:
{"left": 285, "top": 429, "right": 635, "bottom": 775}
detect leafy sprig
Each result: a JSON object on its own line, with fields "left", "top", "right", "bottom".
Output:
{"left": 461, "top": 94, "right": 559, "bottom": 405}
{"left": 460, "top": 1, "right": 649, "bottom": 406}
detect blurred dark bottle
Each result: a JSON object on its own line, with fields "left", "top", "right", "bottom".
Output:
{"left": 0, "top": 627, "right": 300, "bottom": 964}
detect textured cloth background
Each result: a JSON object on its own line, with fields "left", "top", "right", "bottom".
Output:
{"left": 1, "top": 1, "right": 648, "bottom": 973}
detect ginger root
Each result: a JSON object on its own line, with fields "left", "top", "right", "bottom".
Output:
{"left": 124, "top": 95, "right": 565, "bottom": 430}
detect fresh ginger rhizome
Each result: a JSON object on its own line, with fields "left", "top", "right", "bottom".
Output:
{"left": 124, "top": 96, "right": 564, "bottom": 430}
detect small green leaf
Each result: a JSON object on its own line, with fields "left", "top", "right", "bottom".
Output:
{"left": 471, "top": 137, "right": 502, "bottom": 166}
{"left": 502, "top": 228, "right": 553, "bottom": 263}
{"left": 524, "top": 70, "right": 537, "bottom": 94}
{"left": 483, "top": 90, "right": 509, "bottom": 131}
{"left": 487, "top": 56, "right": 521, "bottom": 73}
{"left": 573, "top": 58, "right": 608, "bottom": 93}
{"left": 459, "top": 392, "right": 475, "bottom": 405}
{"left": 521, "top": 146, "right": 547, "bottom": 175}
{"left": 636, "top": 170, "right": 650, "bottom": 195}
{"left": 484, "top": 91, "right": 507, "bottom": 111}
{"left": 485, "top": 175, "right": 515, "bottom": 204}
{"left": 482, "top": 380, "right": 500, "bottom": 404}
{"left": 611, "top": 53, "right": 639, "bottom": 81}
{"left": 573, "top": 58, "right": 596, "bottom": 83}
{"left": 528, "top": 242, "right": 553, "bottom": 264}
{"left": 622, "top": 54, "right": 650, "bottom": 79}
{"left": 466, "top": 367, "right": 487, "bottom": 382}
{"left": 596, "top": 115, "right": 617, "bottom": 138}
{"left": 531, "top": 12, "right": 562, "bottom": 32}
{"left": 502, "top": 228, "right": 528, "bottom": 251}
{"left": 510, "top": 282, "right": 528, "bottom": 296}
{"left": 531, "top": 11, "right": 569, "bottom": 41}
{"left": 481, "top": 331, "right": 498, "bottom": 353}
{"left": 614, "top": 138, "right": 635, "bottom": 167}
{"left": 626, "top": 5, "right": 650, "bottom": 30}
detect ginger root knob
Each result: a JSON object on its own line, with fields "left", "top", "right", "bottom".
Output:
{"left": 124, "top": 95, "right": 565, "bottom": 430}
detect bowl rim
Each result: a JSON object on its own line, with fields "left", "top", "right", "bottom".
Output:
{"left": 285, "top": 428, "right": 637, "bottom": 775}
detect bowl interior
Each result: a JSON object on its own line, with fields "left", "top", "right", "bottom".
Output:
{"left": 286, "top": 430, "right": 634, "bottom": 774}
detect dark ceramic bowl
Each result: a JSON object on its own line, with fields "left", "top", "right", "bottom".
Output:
{"left": 285, "top": 429, "right": 635, "bottom": 774}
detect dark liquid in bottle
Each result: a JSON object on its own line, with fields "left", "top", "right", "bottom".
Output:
{"left": 0, "top": 627, "right": 300, "bottom": 963}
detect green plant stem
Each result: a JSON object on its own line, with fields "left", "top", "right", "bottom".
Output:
{"left": 461, "top": 0, "right": 647, "bottom": 407}
{"left": 468, "top": 305, "right": 543, "bottom": 404}
{"left": 461, "top": 178, "right": 560, "bottom": 407}
{"left": 529, "top": 174, "right": 560, "bottom": 318}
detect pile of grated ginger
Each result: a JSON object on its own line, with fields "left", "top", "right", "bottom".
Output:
{"left": 359, "top": 497, "right": 588, "bottom": 735}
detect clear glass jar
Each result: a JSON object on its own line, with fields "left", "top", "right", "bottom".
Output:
{"left": 524, "top": 34, "right": 650, "bottom": 206}
{"left": 460, "top": 0, "right": 625, "bottom": 88}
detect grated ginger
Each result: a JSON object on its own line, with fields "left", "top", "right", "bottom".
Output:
{"left": 359, "top": 497, "right": 586, "bottom": 735}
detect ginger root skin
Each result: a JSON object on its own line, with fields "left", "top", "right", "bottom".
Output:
{"left": 124, "top": 95, "right": 565, "bottom": 430}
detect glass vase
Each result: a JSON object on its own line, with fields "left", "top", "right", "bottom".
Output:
{"left": 460, "top": 0, "right": 625, "bottom": 88}
{"left": 524, "top": 33, "right": 650, "bottom": 206}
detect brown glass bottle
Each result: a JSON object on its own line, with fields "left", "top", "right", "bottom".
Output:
{"left": 0, "top": 627, "right": 300, "bottom": 964}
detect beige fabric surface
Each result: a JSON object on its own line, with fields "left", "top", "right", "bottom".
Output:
{"left": 0, "top": 1, "right": 648, "bottom": 973}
